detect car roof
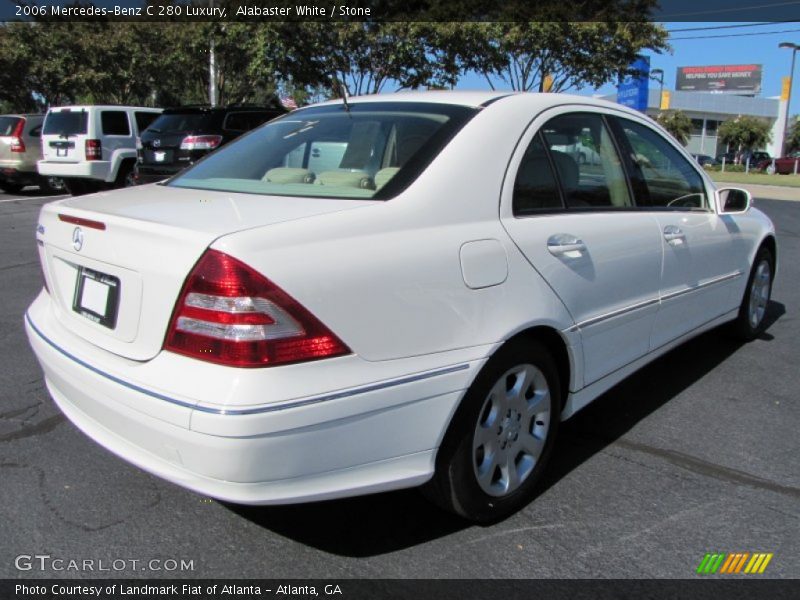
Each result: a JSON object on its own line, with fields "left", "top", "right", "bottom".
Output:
{"left": 47, "top": 106, "right": 161, "bottom": 111}
{"left": 314, "top": 90, "right": 649, "bottom": 117}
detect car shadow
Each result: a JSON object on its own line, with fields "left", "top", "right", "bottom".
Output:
{"left": 225, "top": 301, "right": 786, "bottom": 557}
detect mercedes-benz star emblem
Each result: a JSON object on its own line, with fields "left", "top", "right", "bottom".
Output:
{"left": 152, "top": 139, "right": 161, "bottom": 147}
{"left": 72, "top": 227, "right": 84, "bottom": 252}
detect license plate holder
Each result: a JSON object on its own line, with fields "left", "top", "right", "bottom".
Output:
{"left": 56, "top": 147, "right": 68, "bottom": 157}
{"left": 72, "top": 267, "right": 120, "bottom": 329}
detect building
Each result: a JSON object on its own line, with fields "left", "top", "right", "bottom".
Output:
{"left": 604, "top": 88, "right": 785, "bottom": 159}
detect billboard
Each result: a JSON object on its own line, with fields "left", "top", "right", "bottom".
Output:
{"left": 617, "top": 56, "right": 650, "bottom": 112}
{"left": 676, "top": 65, "right": 762, "bottom": 93}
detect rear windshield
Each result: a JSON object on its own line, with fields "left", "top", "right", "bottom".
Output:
{"left": 168, "top": 102, "right": 476, "bottom": 200}
{"left": 43, "top": 111, "right": 88, "bottom": 136}
{"left": 0, "top": 116, "right": 22, "bottom": 136}
{"left": 146, "top": 113, "right": 213, "bottom": 134}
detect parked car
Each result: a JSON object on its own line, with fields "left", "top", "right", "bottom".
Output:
{"left": 715, "top": 151, "right": 737, "bottom": 164}
{"left": 38, "top": 105, "right": 162, "bottom": 195}
{"left": 747, "top": 151, "right": 771, "bottom": 165}
{"left": 0, "top": 114, "right": 63, "bottom": 194}
{"left": 135, "top": 105, "right": 286, "bottom": 184}
{"left": 691, "top": 153, "right": 719, "bottom": 167}
{"left": 757, "top": 151, "right": 800, "bottom": 174}
{"left": 26, "top": 92, "right": 776, "bottom": 522}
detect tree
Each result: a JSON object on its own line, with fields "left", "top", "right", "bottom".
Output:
{"left": 655, "top": 111, "right": 692, "bottom": 146}
{"left": 451, "top": 21, "right": 669, "bottom": 93}
{"left": 718, "top": 116, "right": 772, "bottom": 161}
{"left": 786, "top": 115, "right": 800, "bottom": 153}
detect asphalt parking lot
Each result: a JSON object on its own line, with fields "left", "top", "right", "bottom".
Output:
{"left": 0, "top": 186, "right": 797, "bottom": 579}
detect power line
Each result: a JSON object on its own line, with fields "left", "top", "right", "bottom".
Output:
{"left": 670, "top": 27, "right": 800, "bottom": 40}
{"left": 660, "top": 1, "right": 800, "bottom": 19}
{"left": 668, "top": 22, "right": 786, "bottom": 33}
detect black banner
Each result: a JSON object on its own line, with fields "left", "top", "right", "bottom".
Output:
{"left": 3, "top": 580, "right": 800, "bottom": 600}
{"left": 676, "top": 64, "right": 763, "bottom": 93}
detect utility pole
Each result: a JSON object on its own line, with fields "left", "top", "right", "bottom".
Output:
{"left": 208, "top": 0, "right": 217, "bottom": 107}
{"left": 779, "top": 42, "right": 799, "bottom": 157}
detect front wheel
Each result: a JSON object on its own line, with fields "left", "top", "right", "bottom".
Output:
{"left": 729, "top": 246, "right": 774, "bottom": 340}
{"left": 424, "top": 340, "right": 560, "bottom": 522}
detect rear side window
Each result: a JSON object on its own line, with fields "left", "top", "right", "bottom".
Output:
{"left": 101, "top": 111, "right": 131, "bottom": 136}
{"left": 613, "top": 118, "right": 708, "bottom": 209}
{"left": 540, "top": 113, "right": 632, "bottom": 209}
{"left": 43, "top": 111, "right": 88, "bottom": 136}
{"left": 513, "top": 133, "right": 563, "bottom": 215}
{"left": 29, "top": 125, "right": 42, "bottom": 137}
{"left": 0, "top": 116, "right": 22, "bottom": 136}
{"left": 135, "top": 112, "right": 159, "bottom": 133}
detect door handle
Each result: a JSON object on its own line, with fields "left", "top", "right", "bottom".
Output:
{"left": 547, "top": 234, "right": 587, "bottom": 256}
{"left": 663, "top": 225, "right": 686, "bottom": 246}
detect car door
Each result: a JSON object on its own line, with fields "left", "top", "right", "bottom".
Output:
{"left": 501, "top": 110, "right": 663, "bottom": 385}
{"left": 609, "top": 116, "right": 740, "bottom": 349}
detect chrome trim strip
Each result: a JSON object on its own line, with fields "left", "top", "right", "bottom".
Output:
{"left": 567, "top": 271, "right": 743, "bottom": 332}
{"left": 25, "top": 312, "right": 470, "bottom": 416}
{"left": 660, "top": 271, "right": 742, "bottom": 303}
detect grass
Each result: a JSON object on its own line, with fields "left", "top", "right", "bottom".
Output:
{"left": 708, "top": 170, "right": 800, "bottom": 188}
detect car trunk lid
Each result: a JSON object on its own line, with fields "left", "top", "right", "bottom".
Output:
{"left": 37, "top": 185, "right": 372, "bottom": 361}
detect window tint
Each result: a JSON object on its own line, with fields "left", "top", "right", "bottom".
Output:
{"left": 101, "top": 111, "right": 130, "bottom": 136}
{"left": 513, "top": 133, "right": 563, "bottom": 215}
{"left": 146, "top": 113, "right": 212, "bottom": 134}
{"left": 224, "top": 111, "right": 272, "bottom": 132}
{"left": 615, "top": 118, "right": 708, "bottom": 209}
{"left": 43, "top": 111, "right": 88, "bottom": 135}
{"left": 541, "top": 113, "right": 632, "bottom": 209}
{"left": 169, "top": 102, "right": 475, "bottom": 200}
{"left": 135, "top": 111, "right": 159, "bottom": 133}
{"left": 0, "top": 116, "right": 22, "bottom": 136}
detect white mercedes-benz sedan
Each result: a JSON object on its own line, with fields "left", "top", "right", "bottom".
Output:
{"left": 26, "top": 91, "right": 776, "bottom": 521}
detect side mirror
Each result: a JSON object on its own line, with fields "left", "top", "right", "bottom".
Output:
{"left": 716, "top": 187, "right": 751, "bottom": 214}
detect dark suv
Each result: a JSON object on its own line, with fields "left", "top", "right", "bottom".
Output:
{"left": 135, "top": 105, "right": 286, "bottom": 184}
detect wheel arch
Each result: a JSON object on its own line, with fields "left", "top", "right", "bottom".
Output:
{"left": 760, "top": 234, "right": 777, "bottom": 275}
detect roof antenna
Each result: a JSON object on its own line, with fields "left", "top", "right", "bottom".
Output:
{"left": 332, "top": 76, "right": 351, "bottom": 114}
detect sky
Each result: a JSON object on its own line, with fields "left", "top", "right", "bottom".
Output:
{"left": 456, "top": 22, "right": 800, "bottom": 115}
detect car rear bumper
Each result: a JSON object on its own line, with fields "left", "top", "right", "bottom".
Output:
{"left": 38, "top": 160, "right": 112, "bottom": 182}
{"left": 25, "top": 290, "right": 481, "bottom": 504}
{"left": 135, "top": 164, "right": 183, "bottom": 184}
{"left": 0, "top": 164, "right": 39, "bottom": 186}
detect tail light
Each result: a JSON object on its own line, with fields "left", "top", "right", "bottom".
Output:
{"left": 164, "top": 250, "right": 350, "bottom": 367}
{"left": 180, "top": 135, "right": 223, "bottom": 151}
{"left": 85, "top": 139, "right": 102, "bottom": 160}
{"left": 10, "top": 118, "right": 26, "bottom": 153}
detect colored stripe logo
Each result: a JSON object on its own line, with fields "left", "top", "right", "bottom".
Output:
{"left": 697, "top": 552, "right": 773, "bottom": 574}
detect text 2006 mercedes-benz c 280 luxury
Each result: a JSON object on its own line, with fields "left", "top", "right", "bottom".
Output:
{"left": 26, "top": 91, "right": 776, "bottom": 521}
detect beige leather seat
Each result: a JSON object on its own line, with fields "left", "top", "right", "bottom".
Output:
{"left": 263, "top": 168, "right": 315, "bottom": 184}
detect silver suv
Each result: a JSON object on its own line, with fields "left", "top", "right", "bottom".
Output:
{"left": 0, "top": 114, "right": 62, "bottom": 194}
{"left": 38, "top": 105, "right": 161, "bottom": 195}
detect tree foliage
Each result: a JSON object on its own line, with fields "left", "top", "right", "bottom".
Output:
{"left": 655, "top": 111, "right": 692, "bottom": 146}
{"left": 786, "top": 115, "right": 800, "bottom": 153}
{"left": 449, "top": 21, "right": 669, "bottom": 92}
{"left": 718, "top": 116, "right": 773, "bottom": 155}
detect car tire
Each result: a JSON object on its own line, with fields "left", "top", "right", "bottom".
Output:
{"left": 115, "top": 161, "right": 137, "bottom": 188}
{"left": 729, "top": 246, "right": 774, "bottom": 341}
{"left": 0, "top": 182, "right": 24, "bottom": 194}
{"left": 39, "top": 176, "right": 65, "bottom": 194}
{"left": 64, "top": 178, "right": 92, "bottom": 196}
{"left": 423, "top": 339, "right": 560, "bottom": 522}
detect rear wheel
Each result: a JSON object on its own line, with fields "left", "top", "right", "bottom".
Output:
{"left": 729, "top": 246, "right": 774, "bottom": 340}
{"left": 424, "top": 339, "right": 560, "bottom": 522}
{"left": 39, "top": 176, "right": 65, "bottom": 194}
{"left": 0, "top": 182, "right": 24, "bottom": 194}
{"left": 115, "top": 161, "right": 137, "bottom": 188}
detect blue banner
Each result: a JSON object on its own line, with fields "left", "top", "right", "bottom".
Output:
{"left": 617, "top": 56, "right": 650, "bottom": 113}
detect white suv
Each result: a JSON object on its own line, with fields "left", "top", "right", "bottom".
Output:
{"left": 38, "top": 105, "right": 161, "bottom": 195}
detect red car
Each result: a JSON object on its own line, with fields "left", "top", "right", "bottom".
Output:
{"left": 758, "top": 151, "right": 800, "bottom": 174}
